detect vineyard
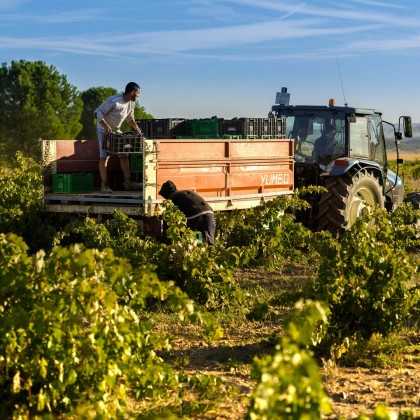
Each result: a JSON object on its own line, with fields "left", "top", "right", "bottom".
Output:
{"left": 0, "top": 154, "right": 419, "bottom": 419}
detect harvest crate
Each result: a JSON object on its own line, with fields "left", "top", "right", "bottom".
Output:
{"left": 186, "top": 118, "right": 219, "bottom": 138}
{"left": 273, "top": 117, "right": 287, "bottom": 138}
{"left": 136, "top": 118, "right": 187, "bottom": 138}
{"left": 259, "top": 117, "right": 286, "bottom": 138}
{"left": 52, "top": 173, "right": 93, "bottom": 193}
{"left": 152, "top": 118, "right": 186, "bottom": 138}
{"left": 103, "top": 132, "right": 143, "bottom": 153}
{"left": 136, "top": 119, "right": 152, "bottom": 137}
{"left": 221, "top": 117, "right": 286, "bottom": 138}
{"left": 130, "top": 153, "right": 143, "bottom": 173}
{"left": 220, "top": 118, "right": 259, "bottom": 137}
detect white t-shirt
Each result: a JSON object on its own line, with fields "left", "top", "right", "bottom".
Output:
{"left": 95, "top": 93, "right": 135, "bottom": 132}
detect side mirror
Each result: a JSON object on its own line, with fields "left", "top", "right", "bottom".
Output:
{"left": 403, "top": 116, "right": 412, "bottom": 138}
{"left": 347, "top": 113, "right": 357, "bottom": 123}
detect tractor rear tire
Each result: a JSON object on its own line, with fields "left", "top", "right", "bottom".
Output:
{"left": 317, "top": 170, "right": 384, "bottom": 236}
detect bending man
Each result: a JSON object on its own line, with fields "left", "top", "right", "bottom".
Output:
{"left": 158, "top": 180, "right": 216, "bottom": 245}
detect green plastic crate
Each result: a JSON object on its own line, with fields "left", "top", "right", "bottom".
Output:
{"left": 195, "top": 231, "right": 204, "bottom": 244}
{"left": 52, "top": 173, "right": 93, "bottom": 193}
{"left": 130, "top": 153, "right": 143, "bottom": 173}
{"left": 186, "top": 118, "right": 219, "bottom": 138}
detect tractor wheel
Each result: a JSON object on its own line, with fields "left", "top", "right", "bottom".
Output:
{"left": 317, "top": 170, "right": 384, "bottom": 236}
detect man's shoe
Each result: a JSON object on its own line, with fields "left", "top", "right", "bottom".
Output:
{"left": 101, "top": 185, "right": 113, "bottom": 193}
{"left": 123, "top": 181, "right": 142, "bottom": 191}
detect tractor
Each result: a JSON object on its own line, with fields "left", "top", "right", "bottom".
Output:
{"left": 271, "top": 98, "right": 413, "bottom": 235}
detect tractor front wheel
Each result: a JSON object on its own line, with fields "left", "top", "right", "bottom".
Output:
{"left": 317, "top": 170, "right": 384, "bottom": 236}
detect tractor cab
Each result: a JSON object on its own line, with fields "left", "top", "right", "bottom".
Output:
{"left": 272, "top": 100, "right": 387, "bottom": 167}
{"left": 271, "top": 97, "right": 413, "bottom": 234}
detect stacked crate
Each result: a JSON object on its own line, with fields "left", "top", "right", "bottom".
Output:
{"left": 220, "top": 117, "right": 285, "bottom": 138}
{"left": 136, "top": 118, "right": 187, "bottom": 139}
{"left": 136, "top": 119, "right": 152, "bottom": 137}
{"left": 185, "top": 117, "right": 219, "bottom": 138}
{"left": 137, "top": 116, "right": 286, "bottom": 139}
{"left": 52, "top": 173, "right": 93, "bottom": 193}
{"left": 220, "top": 118, "right": 259, "bottom": 138}
{"left": 130, "top": 153, "right": 143, "bottom": 173}
{"left": 259, "top": 118, "right": 286, "bottom": 138}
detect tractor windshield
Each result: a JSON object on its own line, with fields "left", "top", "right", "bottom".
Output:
{"left": 281, "top": 113, "right": 346, "bottom": 165}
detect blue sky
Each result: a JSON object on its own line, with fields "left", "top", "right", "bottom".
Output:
{"left": 1, "top": 0, "right": 420, "bottom": 123}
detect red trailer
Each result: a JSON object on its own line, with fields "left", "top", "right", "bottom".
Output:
{"left": 42, "top": 137, "right": 294, "bottom": 220}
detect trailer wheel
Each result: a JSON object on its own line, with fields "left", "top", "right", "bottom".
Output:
{"left": 317, "top": 170, "right": 384, "bottom": 236}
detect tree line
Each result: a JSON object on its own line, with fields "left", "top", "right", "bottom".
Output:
{"left": 0, "top": 60, "right": 153, "bottom": 165}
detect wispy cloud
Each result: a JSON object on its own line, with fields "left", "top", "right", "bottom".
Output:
{"left": 1, "top": 0, "right": 419, "bottom": 62}
{"left": 218, "top": 0, "right": 419, "bottom": 27}
{"left": 350, "top": 0, "right": 406, "bottom": 8}
{"left": 0, "top": 18, "right": 382, "bottom": 57}
{"left": 346, "top": 35, "right": 420, "bottom": 53}
{"left": 120, "top": 20, "right": 381, "bottom": 53}
{"left": 0, "top": 9, "right": 108, "bottom": 24}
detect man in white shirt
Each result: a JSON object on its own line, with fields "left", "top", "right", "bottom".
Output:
{"left": 95, "top": 82, "right": 142, "bottom": 193}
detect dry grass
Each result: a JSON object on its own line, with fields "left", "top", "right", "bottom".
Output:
{"left": 387, "top": 153, "right": 420, "bottom": 161}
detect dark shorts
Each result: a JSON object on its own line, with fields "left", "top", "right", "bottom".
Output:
{"left": 187, "top": 212, "right": 216, "bottom": 245}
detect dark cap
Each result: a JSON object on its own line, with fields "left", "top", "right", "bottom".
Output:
{"left": 158, "top": 180, "right": 177, "bottom": 198}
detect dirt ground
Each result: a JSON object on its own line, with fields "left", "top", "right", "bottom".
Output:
{"left": 168, "top": 324, "right": 420, "bottom": 420}
{"left": 166, "top": 265, "right": 420, "bottom": 419}
{"left": 171, "top": 324, "right": 420, "bottom": 419}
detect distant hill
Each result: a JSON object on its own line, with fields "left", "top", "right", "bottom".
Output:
{"left": 384, "top": 123, "right": 419, "bottom": 154}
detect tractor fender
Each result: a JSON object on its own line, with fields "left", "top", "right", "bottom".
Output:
{"left": 321, "top": 158, "right": 384, "bottom": 182}
{"left": 385, "top": 168, "right": 404, "bottom": 209}
{"left": 386, "top": 169, "right": 404, "bottom": 189}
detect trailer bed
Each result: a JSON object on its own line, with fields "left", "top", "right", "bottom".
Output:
{"left": 42, "top": 138, "right": 295, "bottom": 217}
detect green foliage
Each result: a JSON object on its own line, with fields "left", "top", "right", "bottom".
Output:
{"left": 339, "top": 332, "right": 409, "bottom": 369}
{"left": 356, "top": 405, "right": 419, "bottom": 419}
{"left": 246, "top": 300, "right": 332, "bottom": 420}
{"left": 310, "top": 209, "right": 419, "bottom": 358}
{"left": 0, "top": 60, "right": 83, "bottom": 162}
{"left": 216, "top": 193, "right": 314, "bottom": 269}
{"left": 133, "top": 101, "right": 154, "bottom": 120}
{"left": 0, "top": 152, "right": 58, "bottom": 251}
{"left": 389, "top": 201, "right": 420, "bottom": 247}
{"left": 55, "top": 205, "right": 243, "bottom": 311}
{"left": 160, "top": 200, "right": 243, "bottom": 308}
{"left": 53, "top": 210, "right": 142, "bottom": 250}
{"left": 388, "top": 159, "right": 420, "bottom": 193}
{"left": 388, "top": 159, "right": 420, "bottom": 176}
{"left": 0, "top": 141, "right": 417, "bottom": 417}
{"left": 0, "top": 232, "right": 203, "bottom": 417}
{"left": 134, "top": 372, "right": 229, "bottom": 418}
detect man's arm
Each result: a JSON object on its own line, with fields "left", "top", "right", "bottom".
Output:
{"left": 97, "top": 118, "right": 112, "bottom": 133}
{"left": 95, "top": 96, "right": 116, "bottom": 133}
{"left": 128, "top": 119, "right": 141, "bottom": 134}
